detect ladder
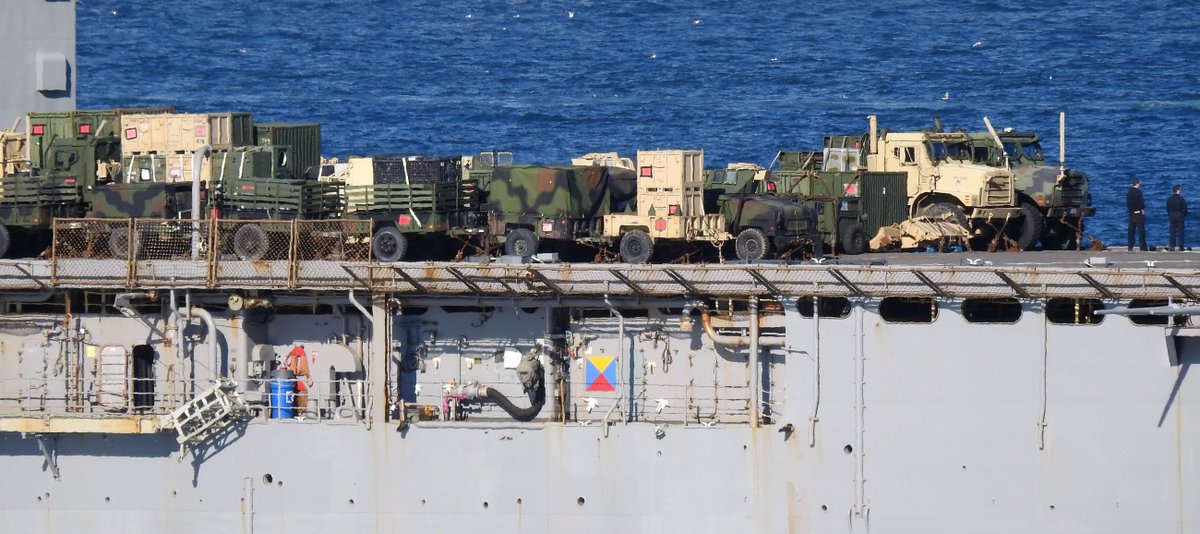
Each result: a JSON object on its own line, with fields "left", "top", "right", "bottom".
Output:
{"left": 160, "top": 379, "right": 247, "bottom": 456}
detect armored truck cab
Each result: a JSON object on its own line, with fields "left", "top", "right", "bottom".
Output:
{"left": 827, "top": 116, "right": 1032, "bottom": 249}
{"left": 958, "top": 117, "right": 1093, "bottom": 249}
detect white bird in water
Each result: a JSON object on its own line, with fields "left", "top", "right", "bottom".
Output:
{"left": 972, "top": 41, "right": 982, "bottom": 48}
{"left": 693, "top": 19, "right": 703, "bottom": 25}
{"left": 942, "top": 91, "right": 950, "bottom": 101}
{"left": 567, "top": 10, "right": 575, "bottom": 19}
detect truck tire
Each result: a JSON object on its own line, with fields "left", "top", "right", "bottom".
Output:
{"left": 735, "top": 228, "right": 771, "bottom": 260}
{"left": 921, "top": 202, "right": 969, "bottom": 228}
{"left": 841, "top": 224, "right": 867, "bottom": 255}
{"left": 619, "top": 229, "right": 653, "bottom": 264}
{"left": 505, "top": 228, "right": 538, "bottom": 257}
{"left": 0, "top": 223, "right": 10, "bottom": 258}
{"left": 233, "top": 224, "right": 268, "bottom": 261}
{"left": 372, "top": 226, "right": 408, "bottom": 262}
{"left": 1017, "top": 203, "right": 1044, "bottom": 250}
{"left": 108, "top": 227, "right": 135, "bottom": 259}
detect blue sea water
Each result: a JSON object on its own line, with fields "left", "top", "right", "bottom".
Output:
{"left": 76, "top": 0, "right": 1200, "bottom": 247}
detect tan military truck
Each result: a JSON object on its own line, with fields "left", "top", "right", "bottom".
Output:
{"left": 826, "top": 115, "right": 1027, "bottom": 249}
{"left": 602, "top": 149, "right": 730, "bottom": 263}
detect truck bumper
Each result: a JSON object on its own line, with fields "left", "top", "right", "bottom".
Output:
{"left": 1045, "top": 206, "right": 1095, "bottom": 218}
{"left": 969, "top": 207, "right": 1023, "bottom": 219}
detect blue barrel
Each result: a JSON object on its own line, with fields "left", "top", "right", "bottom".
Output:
{"left": 269, "top": 370, "right": 297, "bottom": 418}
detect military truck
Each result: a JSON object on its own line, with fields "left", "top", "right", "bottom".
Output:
{"left": 954, "top": 113, "right": 1093, "bottom": 249}
{"left": 486, "top": 164, "right": 638, "bottom": 258}
{"left": 702, "top": 162, "right": 825, "bottom": 259}
{"left": 329, "top": 155, "right": 482, "bottom": 262}
{"left": 825, "top": 115, "right": 1031, "bottom": 250}
{"left": 767, "top": 151, "right": 909, "bottom": 255}
{"left": 488, "top": 150, "right": 818, "bottom": 263}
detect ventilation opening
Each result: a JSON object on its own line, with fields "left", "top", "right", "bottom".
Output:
{"left": 1045, "top": 298, "right": 1104, "bottom": 325}
{"left": 962, "top": 298, "right": 1022, "bottom": 323}
{"left": 573, "top": 307, "right": 648, "bottom": 320}
{"left": 879, "top": 297, "right": 937, "bottom": 323}
{"left": 1127, "top": 299, "right": 1186, "bottom": 326}
{"left": 442, "top": 306, "right": 496, "bottom": 314}
{"left": 131, "top": 344, "right": 155, "bottom": 409}
{"left": 798, "top": 297, "right": 852, "bottom": 318}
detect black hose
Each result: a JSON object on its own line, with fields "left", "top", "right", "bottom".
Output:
{"left": 484, "top": 384, "right": 545, "bottom": 422}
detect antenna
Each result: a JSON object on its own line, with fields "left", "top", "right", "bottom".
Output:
{"left": 1058, "top": 112, "right": 1066, "bottom": 182}
{"left": 933, "top": 116, "right": 943, "bottom": 132}
{"left": 982, "top": 116, "right": 1009, "bottom": 169}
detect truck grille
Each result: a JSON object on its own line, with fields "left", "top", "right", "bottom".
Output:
{"left": 1059, "top": 172, "right": 1087, "bottom": 207}
{"left": 984, "top": 175, "right": 1014, "bottom": 206}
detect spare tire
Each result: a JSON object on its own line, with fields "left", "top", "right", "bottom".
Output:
{"left": 841, "top": 224, "right": 867, "bottom": 255}
{"left": 233, "top": 224, "right": 268, "bottom": 261}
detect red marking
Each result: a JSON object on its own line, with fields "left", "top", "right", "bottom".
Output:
{"left": 32, "top": 125, "right": 45, "bottom": 135}
{"left": 587, "top": 374, "right": 615, "bottom": 392}
{"left": 195, "top": 126, "right": 207, "bottom": 138}
{"left": 398, "top": 215, "right": 412, "bottom": 225}
{"left": 766, "top": 182, "right": 777, "bottom": 193}
{"left": 640, "top": 166, "right": 653, "bottom": 177}
{"left": 124, "top": 128, "right": 137, "bottom": 140}
{"left": 668, "top": 204, "right": 679, "bottom": 216}
{"left": 78, "top": 123, "right": 92, "bottom": 135}
{"left": 64, "top": 178, "right": 76, "bottom": 184}
{"left": 241, "top": 185, "right": 254, "bottom": 191}
{"left": 654, "top": 219, "right": 666, "bottom": 231}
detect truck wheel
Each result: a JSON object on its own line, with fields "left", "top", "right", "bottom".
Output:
{"left": 619, "top": 229, "right": 653, "bottom": 264}
{"left": 108, "top": 227, "right": 135, "bottom": 259}
{"left": 505, "top": 228, "right": 538, "bottom": 257}
{"left": 371, "top": 226, "right": 408, "bottom": 262}
{"left": 841, "top": 224, "right": 867, "bottom": 255}
{"left": 1016, "top": 203, "right": 1044, "bottom": 250}
{"left": 921, "top": 202, "right": 969, "bottom": 228}
{"left": 735, "top": 228, "right": 771, "bottom": 260}
{"left": 233, "top": 224, "right": 268, "bottom": 261}
{"left": 0, "top": 223, "right": 9, "bottom": 258}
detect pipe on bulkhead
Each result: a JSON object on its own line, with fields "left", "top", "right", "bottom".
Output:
{"left": 698, "top": 307, "right": 785, "bottom": 348}
{"left": 192, "top": 144, "right": 212, "bottom": 260}
{"left": 348, "top": 290, "right": 373, "bottom": 327}
{"left": 749, "top": 296, "right": 760, "bottom": 427}
{"left": 190, "top": 306, "right": 221, "bottom": 383}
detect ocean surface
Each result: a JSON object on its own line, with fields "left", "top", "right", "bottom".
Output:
{"left": 76, "top": 0, "right": 1200, "bottom": 247}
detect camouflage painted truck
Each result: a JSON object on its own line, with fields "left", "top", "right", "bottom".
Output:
{"left": 955, "top": 113, "right": 1094, "bottom": 249}
{"left": 764, "top": 151, "right": 910, "bottom": 255}
{"left": 825, "top": 115, "right": 1032, "bottom": 250}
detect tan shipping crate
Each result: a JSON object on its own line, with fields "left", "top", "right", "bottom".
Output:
{"left": 121, "top": 112, "right": 253, "bottom": 154}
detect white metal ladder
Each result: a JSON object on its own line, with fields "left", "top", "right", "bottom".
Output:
{"left": 160, "top": 379, "right": 247, "bottom": 456}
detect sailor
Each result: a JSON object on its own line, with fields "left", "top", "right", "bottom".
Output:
{"left": 1126, "top": 178, "right": 1147, "bottom": 251}
{"left": 1167, "top": 184, "right": 1187, "bottom": 251}
{"left": 285, "top": 344, "right": 311, "bottom": 417}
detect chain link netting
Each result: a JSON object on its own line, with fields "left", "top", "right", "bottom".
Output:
{"left": 294, "top": 220, "right": 372, "bottom": 261}
{"left": 51, "top": 219, "right": 133, "bottom": 285}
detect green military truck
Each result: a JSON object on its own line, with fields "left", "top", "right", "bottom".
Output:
{"left": 768, "top": 151, "right": 909, "bottom": 254}
{"left": 327, "top": 154, "right": 488, "bottom": 262}
{"left": 702, "top": 162, "right": 824, "bottom": 259}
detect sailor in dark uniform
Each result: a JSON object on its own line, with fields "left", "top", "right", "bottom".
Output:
{"left": 1127, "top": 178, "right": 1147, "bottom": 251}
{"left": 1167, "top": 184, "right": 1187, "bottom": 251}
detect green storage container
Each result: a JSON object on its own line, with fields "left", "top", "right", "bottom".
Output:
{"left": 255, "top": 122, "right": 321, "bottom": 179}
{"left": 859, "top": 172, "right": 909, "bottom": 239}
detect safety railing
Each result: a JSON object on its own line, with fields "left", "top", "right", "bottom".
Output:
{"left": 0, "top": 375, "right": 367, "bottom": 424}
{"left": 51, "top": 218, "right": 373, "bottom": 288}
